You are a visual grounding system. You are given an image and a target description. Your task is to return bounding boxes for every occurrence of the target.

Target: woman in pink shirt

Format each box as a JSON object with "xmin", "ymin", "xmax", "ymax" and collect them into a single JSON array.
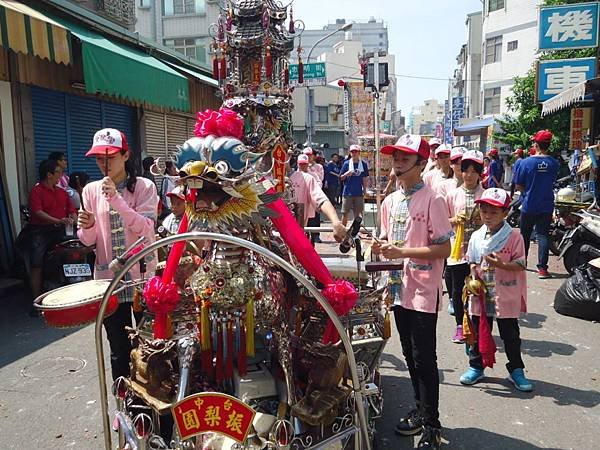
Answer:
[
  {"xmin": 77, "ymin": 128, "xmax": 158, "ymax": 380},
  {"xmin": 423, "ymin": 144, "xmax": 453, "ymax": 196},
  {"xmin": 373, "ymin": 134, "xmax": 452, "ymax": 450},
  {"xmin": 445, "ymin": 150, "xmax": 484, "ymax": 344},
  {"xmin": 461, "ymin": 188, "xmax": 531, "ymax": 392}
]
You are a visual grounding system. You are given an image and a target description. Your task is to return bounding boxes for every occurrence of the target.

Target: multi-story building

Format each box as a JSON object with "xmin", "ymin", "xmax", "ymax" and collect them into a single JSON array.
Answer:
[
  {"xmin": 135, "ymin": 0, "xmax": 220, "ymax": 66},
  {"xmin": 296, "ymin": 17, "xmax": 388, "ymax": 63},
  {"xmin": 480, "ymin": 0, "xmax": 540, "ymax": 116},
  {"xmin": 409, "ymin": 99, "xmax": 445, "ymax": 135}
]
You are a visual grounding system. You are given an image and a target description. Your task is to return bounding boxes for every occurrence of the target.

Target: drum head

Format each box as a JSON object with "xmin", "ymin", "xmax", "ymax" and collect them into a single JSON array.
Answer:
[{"xmin": 39, "ymin": 280, "xmax": 122, "ymax": 309}]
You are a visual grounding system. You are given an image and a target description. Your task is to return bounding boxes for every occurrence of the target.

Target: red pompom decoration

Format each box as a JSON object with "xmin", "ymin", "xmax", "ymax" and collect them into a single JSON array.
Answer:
[
  {"xmin": 195, "ymin": 109, "xmax": 220, "ymax": 138},
  {"xmin": 321, "ymin": 279, "xmax": 358, "ymax": 344},
  {"xmin": 143, "ymin": 276, "xmax": 180, "ymax": 339},
  {"xmin": 194, "ymin": 108, "xmax": 244, "ymax": 140}
]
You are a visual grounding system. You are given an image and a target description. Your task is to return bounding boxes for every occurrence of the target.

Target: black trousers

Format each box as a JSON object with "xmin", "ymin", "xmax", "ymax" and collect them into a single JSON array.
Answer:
[
  {"xmin": 468, "ymin": 315, "xmax": 524, "ymax": 373},
  {"xmin": 444, "ymin": 263, "xmax": 470, "ymax": 326},
  {"xmin": 394, "ymin": 305, "xmax": 441, "ymax": 429},
  {"xmin": 306, "ymin": 214, "xmax": 321, "ymax": 243},
  {"xmin": 103, "ymin": 302, "xmax": 141, "ymax": 381}
]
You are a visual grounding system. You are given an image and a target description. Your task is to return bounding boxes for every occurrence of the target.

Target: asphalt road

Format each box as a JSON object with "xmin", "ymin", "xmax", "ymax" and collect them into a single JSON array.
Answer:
[{"xmin": 0, "ymin": 244, "xmax": 598, "ymax": 449}]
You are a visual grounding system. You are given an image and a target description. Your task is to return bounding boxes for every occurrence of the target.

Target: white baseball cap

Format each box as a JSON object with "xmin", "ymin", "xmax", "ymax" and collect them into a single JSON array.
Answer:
[
  {"xmin": 298, "ymin": 154, "xmax": 309, "ymax": 164},
  {"xmin": 476, "ymin": 188, "xmax": 511, "ymax": 208},
  {"xmin": 434, "ymin": 143, "xmax": 452, "ymax": 156},
  {"xmin": 86, "ymin": 128, "xmax": 129, "ymax": 157},
  {"xmin": 429, "ymin": 137, "xmax": 442, "ymax": 148},
  {"xmin": 349, "ymin": 144, "xmax": 361, "ymax": 152},
  {"xmin": 450, "ymin": 146, "xmax": 466, "ymax": 161},
  {"xmin": 381, "ymin": 134, "xmax": 430, "ymax": 159},
  {"xmin": 302, "ymin": 147, "xmax": 314, "ymax": 155},
  {"xmin": 462, "ymin": 150, "xmax": 484, "ymax": 165}
]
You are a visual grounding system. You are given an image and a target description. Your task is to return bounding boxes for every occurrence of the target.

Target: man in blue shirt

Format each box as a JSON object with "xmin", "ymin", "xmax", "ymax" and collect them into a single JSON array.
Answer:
[
  {"xmin": 487, "ymin": 148, "xmax": 504, "ymax": 188},
  {"xmin": 515, "ymin": 130, "xmax": 559, "ymax": 279},
  {"xmin": 324, "ymin": 153, "xmax": 341, "ymax": 205},
  {"xmin": 340, "ymin": 144, "xmax": 369, "ymax": 226}
]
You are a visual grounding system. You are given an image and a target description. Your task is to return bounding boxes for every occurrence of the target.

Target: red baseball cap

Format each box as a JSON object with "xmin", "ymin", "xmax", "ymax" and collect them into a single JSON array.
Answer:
[
  {"xmin": 476, "ymin": 188, "xmax": 511, "ymax": 209},
  {"xmin": 381, "ymin": 134, "xmax": 430, "ymax": 160},
  {"xmin": 532, "ymin": 129, "xmax": 553, "ymax": 143},
  {"xmin": 86, "ymin": 128, "xmax": 129, "ymax": 157},
  {"xmin": 488, "ymin": 148, "xmax": 499, "ymax": 157},
  {"xmin": 512, "ymin": 148, "xmax": 524, "ymax": 157},
  {"xmin": 529, "ymin": 147, "xmax": 536, "ymax": 156}
]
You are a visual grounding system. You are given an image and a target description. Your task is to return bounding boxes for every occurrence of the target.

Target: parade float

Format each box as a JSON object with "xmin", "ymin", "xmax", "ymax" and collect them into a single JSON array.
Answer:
[{"xmin": 36, "ymin": 1, "xmax": 395, "ymax": 449}]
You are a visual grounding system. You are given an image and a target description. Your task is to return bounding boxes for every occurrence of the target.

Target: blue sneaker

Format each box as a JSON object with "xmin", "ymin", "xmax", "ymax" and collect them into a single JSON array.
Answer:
[
  {"xmin": 460, "ymin": 367, "xmax": 484, "ymax": 385},
  {"xmin": 508, "ymin": 368, "xmax": 533, "ymax": 392},
  {"xmin": 448, "ymin": 300, "xmax": 455, "ymax": 316}
]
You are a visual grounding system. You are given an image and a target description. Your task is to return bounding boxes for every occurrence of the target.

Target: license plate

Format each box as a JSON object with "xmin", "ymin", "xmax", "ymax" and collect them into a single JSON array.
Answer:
[{"xmin": 63, "ymin": 263, "xmax": 92, "ymax": 277}]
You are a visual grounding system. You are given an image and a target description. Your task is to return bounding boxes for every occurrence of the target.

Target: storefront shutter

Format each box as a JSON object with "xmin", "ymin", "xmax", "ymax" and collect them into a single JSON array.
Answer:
[
  {"xmin": 32, "ymin": 87, "xmax": 68, "ymax": 175},
  {"xmin": 143, "ymin": 111, "xmax": 167, "ymax": 189},
  {"xmin": 67, "ymin": 95, "xmax": 103, "ymax": 180}
]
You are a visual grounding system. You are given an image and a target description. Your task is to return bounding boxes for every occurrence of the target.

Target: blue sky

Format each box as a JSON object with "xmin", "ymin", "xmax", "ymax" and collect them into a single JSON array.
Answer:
[{"xmin": 293, "ymin": 0, "xmax": 485, "ymax": 114}]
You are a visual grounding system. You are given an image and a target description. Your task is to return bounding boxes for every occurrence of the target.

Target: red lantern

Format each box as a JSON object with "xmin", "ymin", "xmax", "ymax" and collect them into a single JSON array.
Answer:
[
  {"xmin": 265, "ymin": 46, "xmax": 273, "ymax": 78},
  {"xmin": 213, "ymin": 55, "xmax": 219, "ymax": 80}
]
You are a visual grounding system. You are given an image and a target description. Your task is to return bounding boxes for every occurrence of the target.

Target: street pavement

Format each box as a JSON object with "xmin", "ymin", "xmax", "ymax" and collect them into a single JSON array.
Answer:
[{"xmin": 0, "ymin": 239, "xmax": 598, "ymax": 449}]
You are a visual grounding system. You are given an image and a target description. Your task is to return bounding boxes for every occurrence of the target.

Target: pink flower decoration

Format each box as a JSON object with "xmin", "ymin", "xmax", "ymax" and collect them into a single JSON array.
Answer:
[{"xmin": 194, "ymin": 108, "xmax": 243, "ymax": 140}]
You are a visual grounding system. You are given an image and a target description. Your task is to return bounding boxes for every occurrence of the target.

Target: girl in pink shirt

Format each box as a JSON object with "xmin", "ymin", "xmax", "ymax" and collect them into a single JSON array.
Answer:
[
  {"xmin": 460, "ymin": 188, "xmax": 531, "ymax": 392},
  {"xmin": 78, "ymin": 128, "xmax": 158, "ymax": 380}
]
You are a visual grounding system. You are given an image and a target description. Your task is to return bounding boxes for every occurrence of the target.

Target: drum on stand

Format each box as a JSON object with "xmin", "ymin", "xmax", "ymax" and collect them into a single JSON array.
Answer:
[{"xmin": 34, "ymin": 280, "xmax": 126, "ymax": 328}]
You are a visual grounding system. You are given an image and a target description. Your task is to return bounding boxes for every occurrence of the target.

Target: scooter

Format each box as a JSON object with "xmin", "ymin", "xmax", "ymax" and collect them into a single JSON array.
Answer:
[
  {"xmin": 558, "ymin": 210, "xmax": 600, "ymax": 274},
  {"xmin": 15, "ymin": 206, "xmax": 95, "ymax": 293}
]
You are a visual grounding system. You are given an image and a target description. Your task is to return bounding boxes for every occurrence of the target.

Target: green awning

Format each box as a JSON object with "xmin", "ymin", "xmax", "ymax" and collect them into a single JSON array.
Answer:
[
  {"xmin": 55, "ymin": 18, "xmax": 189, "ymax": 111},
  {"xmin": 163, "ymin": 60, "xmax": 217, "ymax": 87}
]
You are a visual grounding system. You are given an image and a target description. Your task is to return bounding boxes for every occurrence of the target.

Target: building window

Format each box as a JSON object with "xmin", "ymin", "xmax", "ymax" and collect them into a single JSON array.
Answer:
[
  {"xmin": 139, "ymin": 0, "xmax": 151, "ymax": 7},
  {"xmin": 507, "ymin": 40, "xmax": 518, "ymax": 52},
  {"xmin": 164, "ymin": 37, "xmax": 209, "ymax": 63},
  {"xmin": 315, "ymin": 106, "xmax": 329, "ymax": 124},
  {"xmin": 485, "ymin": 36, "xmax": 502, "ymax": 64},
  {"xmin": 484, "ymin": 87, "xmax": 501, "ymax": 114},
  {"xmin": 488, "ymin": 0, "xmax": 504, "ymax": 12},
  {"xmin": 163, "ymin": 0, "xmax": 205, "ymax": 16}
]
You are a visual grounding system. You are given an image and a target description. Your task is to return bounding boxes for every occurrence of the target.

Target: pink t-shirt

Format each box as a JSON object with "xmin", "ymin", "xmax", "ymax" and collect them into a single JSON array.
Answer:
[
  {"xmin": 446, "ymin": 184, "xmax": 484, "ymax": 264},
  {"xmin": 380, "ymin": 185, "xmax": 453, "ymax": 313},
  {"xmin": 467, "ymin": 229, "xmax": 528, "ymax": 318},
  {"xmin": 307, "ymin": 163, "xmax": 324, "ymax": 187},
  {"xmin": 78, "ymin": 178, "xmax": 158, "ymax": 281},
  {"xmin": 438, "ymin": 177, "xmax": 460, "ymax": 198},
  {"xmin": 289, "ymin": 170, "xmax": 328, "ymax": 226},
  {"xmin": 423, "ymin": 168, "xmax": 452, "ymax": 196}
]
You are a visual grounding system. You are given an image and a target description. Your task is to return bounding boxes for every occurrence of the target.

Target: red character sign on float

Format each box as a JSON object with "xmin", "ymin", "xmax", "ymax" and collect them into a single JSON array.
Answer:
[
  {"xmin": 172, "ymin": 392, "xmax": 256, "ymax": 443},
  {"xmin": 272, "ymin": 144, "xmax": 287, "ymax": 192}
]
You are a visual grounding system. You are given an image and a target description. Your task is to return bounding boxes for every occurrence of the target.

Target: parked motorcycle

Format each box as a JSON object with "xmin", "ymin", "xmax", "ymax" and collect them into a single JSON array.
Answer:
[
  {"xmin": 507, "ymin": 193, "xmax": 521, "ymax": 228},
  {"xmin": 15, "ymin": 205, "xmax": 95, "ymax": 293},
  {"xmin": 558, "ymin": 210, "xmax": 600, "ymax": 274}
]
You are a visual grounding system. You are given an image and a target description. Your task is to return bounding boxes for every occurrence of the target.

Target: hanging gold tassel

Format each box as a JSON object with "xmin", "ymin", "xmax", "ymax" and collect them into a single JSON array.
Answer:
[
  {"xmin": 246, "ymin": 296, "xmax": 255, "ymax": 357},
  {"xmin": 461, "ymin": 283, "xmax": 476, "ymax": 346},
  {"xmin": 450, "ymin": 220, "xmax": 464, "ymax": 261},
  {"xmin": 132, "ymin": 288, "xmax": 143, "ymax": 313},
  {"xmin": 294, "ymin": 307, "xmax": 303, "ymax": 336},
  {"xmin": 383, "ymin": 309, "xmax": 392, "ymax": 339},
  {"xmin": 201, "ymin": 301, "xmax": 211, "ymax": 352}
]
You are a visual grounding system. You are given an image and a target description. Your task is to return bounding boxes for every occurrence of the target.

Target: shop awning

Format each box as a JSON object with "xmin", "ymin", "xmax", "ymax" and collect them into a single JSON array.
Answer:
[
  {"xmin": 541, "ymin": 78, "xmax": 600, "ymax": 117},
  {"xmin": 163, "ymin": 60, "xmax": 217, "ymax": 87},
  {"xmin": 55, "ymin": 18, "xmax": 190, "ymax": 111},
  {"xmin": 453, "ymin": 117, "xmax": 494, "ymax": 136},
  {"xmin": 0, "ymin": 0, "xmax": 71, "ymax": 64}
]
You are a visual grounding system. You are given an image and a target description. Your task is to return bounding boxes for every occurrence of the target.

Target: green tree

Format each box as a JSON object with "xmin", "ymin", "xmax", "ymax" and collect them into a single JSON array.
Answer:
[{"xmin": 493, "ymin": 0, "xmax": 596, "ymax": 153}]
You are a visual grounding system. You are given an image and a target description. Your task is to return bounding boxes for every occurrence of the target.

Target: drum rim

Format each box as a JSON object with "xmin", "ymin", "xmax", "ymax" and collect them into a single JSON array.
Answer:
[{"xmin": 34, "ymin": 280, "xmax": 127, "ymax": 311}]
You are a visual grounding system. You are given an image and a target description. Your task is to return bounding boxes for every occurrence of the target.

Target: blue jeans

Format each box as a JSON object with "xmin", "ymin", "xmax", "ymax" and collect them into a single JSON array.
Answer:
[{"xmin": 520, "ymin": 211, "xmax": 552, "ymax": 270}]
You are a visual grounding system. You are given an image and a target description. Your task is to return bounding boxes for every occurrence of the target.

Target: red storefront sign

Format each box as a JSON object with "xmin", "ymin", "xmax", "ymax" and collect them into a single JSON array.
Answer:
[
  {"xmin": 272, "ymin": 144, "xmax": 287, "ymax": 192},
  {"xmin": 172, "ymin": 392, "xmax": 256, "ymax": 443},
  {"xmin": 570, "ymin": 107, "xmax": 592, "ymax": 150}
]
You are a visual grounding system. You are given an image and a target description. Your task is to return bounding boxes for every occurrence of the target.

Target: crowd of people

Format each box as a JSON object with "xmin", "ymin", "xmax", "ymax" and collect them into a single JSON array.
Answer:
[{"xmin": 20, "ymin": 125, "xmax": 562, "ymax": 449}]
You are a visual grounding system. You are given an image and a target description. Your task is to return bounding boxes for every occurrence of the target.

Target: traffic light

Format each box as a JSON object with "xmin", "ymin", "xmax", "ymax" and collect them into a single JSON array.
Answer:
[{"xmin": 363, "ymin": 62, "xmax": 389, "ymax": 90}]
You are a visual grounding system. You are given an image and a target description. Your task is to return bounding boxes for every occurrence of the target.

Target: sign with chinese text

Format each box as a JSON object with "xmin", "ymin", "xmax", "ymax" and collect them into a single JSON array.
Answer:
[
  {"xmin": 172, "ymin": 393, "xmax": 256, "ymax": 443},
  {"xmin": 451, "ymin": 97, "xmax": 465, "ymax": 133},
  {"xmin": 443, "ymin": 100, "xmax": 452, "ymax": 144},
  {"xmin": 272, "ymin": 144, "xmax": 287, "ymax": 192},
  {"xmin": 539, "ymin": 2, "xmax": 599, "ymax": 50},
  {"xmin": 569, "ymin": 107, "xmax": 592, "ymax": 150},
  {"xmin": 537, "ymin": 58, "xmax": 596, "ymax": 102},
  {"xmin": 289, "ymin": 62, "xmax": 327, "ymax": 87}
]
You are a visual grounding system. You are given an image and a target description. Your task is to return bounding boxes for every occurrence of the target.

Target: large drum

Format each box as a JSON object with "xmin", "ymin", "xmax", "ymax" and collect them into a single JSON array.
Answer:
[{"xmin": 34, "ymin": 280, "xmax": 124, "ymax": 328}]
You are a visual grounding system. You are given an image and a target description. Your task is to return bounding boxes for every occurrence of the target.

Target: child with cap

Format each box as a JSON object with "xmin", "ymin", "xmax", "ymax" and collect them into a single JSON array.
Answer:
[
  {"xmin": 162, "ymin": 185, "xmax": 187, "ymax": 234},
  {"xmin": 424, "ymin": 138, "xmax": 442, "ymax": 173},
  {"xmin": 77, "ymin": 128, "xmax": 158, "ymax": 381},
  {"xmin": 438, "ymin": 146, "xmax": 466, "ymax": 198},
  {"xmin": 510, "ymin": 147, "xmax": 525, "ymax": 198},
  {"xmin": 487, "ymin": 148, "xmax": 504, "ymax": 188},
  {"xmin": 445, "ymin": 150, "xmax": 485, "ymax": 344},
  {"xmin": 460, "ymin": 187, "xmax": 531, "ymax": 392},
  {"xmin": 423, "ymin": 144, "xmax": 453, "ymax": 196},
  {"xmin": 340, "ymin": 144, "xmax": 369, "ymax": 226},
  {"xmin": 373, "ymin": 134, "xmax": 453, "ymax": 450}
]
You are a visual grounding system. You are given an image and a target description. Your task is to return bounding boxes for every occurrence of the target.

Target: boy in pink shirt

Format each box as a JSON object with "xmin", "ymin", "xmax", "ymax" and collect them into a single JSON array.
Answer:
[
  {"xmin": 78, "ymin": 128, "xmax": 158, "ymax": 380},
  {"xmin": 373, "ymin": 134, "xmax": 453, "ymax": 450},
  {"xmin": 423, "ymin": 144, "xmax": 452, "ymax": 196},
  {"xmin": 460, "ymin": 188, "xmax": 531, "ymax": 392}
]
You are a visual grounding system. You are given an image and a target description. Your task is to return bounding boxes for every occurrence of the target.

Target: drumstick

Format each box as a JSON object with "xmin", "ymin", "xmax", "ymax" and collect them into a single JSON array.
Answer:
[{"xmin": 104, "ymin": 148, "xmax": 109, "ymax": 176}]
